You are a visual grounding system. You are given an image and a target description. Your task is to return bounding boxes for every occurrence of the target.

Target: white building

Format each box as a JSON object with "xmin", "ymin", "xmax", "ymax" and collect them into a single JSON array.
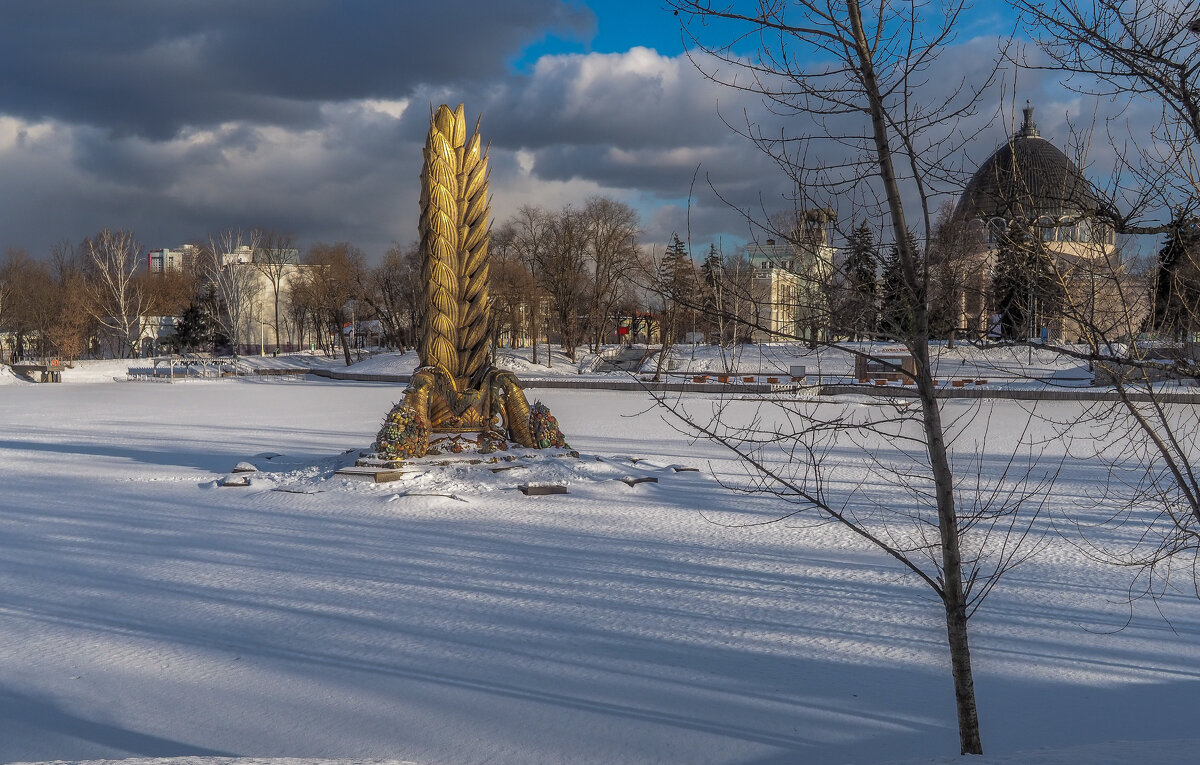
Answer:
[
  {"xmin": 744, "ymin": 210, "xmax": 836, "ymax": 342},
  {"xmin": 147, "ymin": 244, "xmax": 199, "ymax": 273}
]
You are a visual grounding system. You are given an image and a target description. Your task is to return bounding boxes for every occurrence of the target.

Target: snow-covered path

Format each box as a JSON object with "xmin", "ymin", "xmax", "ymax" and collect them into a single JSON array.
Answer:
[{"xmin": 2, "ymin": 379, "xmax": 1199, "ymax": 764}]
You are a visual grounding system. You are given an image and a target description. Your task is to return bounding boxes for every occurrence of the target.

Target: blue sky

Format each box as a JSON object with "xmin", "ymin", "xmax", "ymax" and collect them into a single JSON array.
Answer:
[
  {"xmin": 514, "ymin": 0, "xmax": 1023, "ymax": 62},
  {"xmin": 511, "ymin": 0, "xmax": 685, "ymax": 68}
]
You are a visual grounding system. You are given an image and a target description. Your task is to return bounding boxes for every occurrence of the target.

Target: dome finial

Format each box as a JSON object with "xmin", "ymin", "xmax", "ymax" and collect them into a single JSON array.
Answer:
[{"xmin": 1019, "ymin": 100, "xmax": 1040, "ymax": 138}]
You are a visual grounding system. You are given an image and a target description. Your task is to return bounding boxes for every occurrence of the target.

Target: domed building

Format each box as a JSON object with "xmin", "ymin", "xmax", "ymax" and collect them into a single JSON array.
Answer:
[
  {"xmin": 950, "ymin": 104, "xmax": 1139, "ymax": 342},
  {"xmin": 956, "ymin": 104, "xmax": 1115, "ymax": 252}
]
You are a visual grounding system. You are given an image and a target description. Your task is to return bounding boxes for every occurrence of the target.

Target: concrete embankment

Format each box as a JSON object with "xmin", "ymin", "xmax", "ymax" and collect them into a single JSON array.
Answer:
[{"xmin": 283, "ymin": 367, "xmax": 1200, "ymax": 403}]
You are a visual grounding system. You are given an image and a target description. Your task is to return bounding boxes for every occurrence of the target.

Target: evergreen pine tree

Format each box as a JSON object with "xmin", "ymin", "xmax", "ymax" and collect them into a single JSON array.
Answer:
[
  {"xmin": 844, "ymin": 221, "xmax": 879, "ymax": 339},
  {"xmin": 701, "ymin": 244, "xmax": 722, "ymax": 300},
  {"xmin": 167, "ymin": 302, "xmax": 217, "ymax": 352},
  {"xmin": 653, "ymin": 233, "xmax": 695, "ymax": 379},
  {"xmin": 879, "ymin": 231, "xmax": 920, "ymax": 339},
  {"xmin": 657, "ymin": 233, "xmax": 696, "ymax": 341},
  {"xmin": 1151, "ymin": 219, "xmax": 1200, "ymax": 340},
  {"xmin": 992, "ymin": 226, "xmax": 1029, "ymax": 340},
  {"xmin": 992, "ymin": 224, "xmax": 1064, "ymax": 341}
]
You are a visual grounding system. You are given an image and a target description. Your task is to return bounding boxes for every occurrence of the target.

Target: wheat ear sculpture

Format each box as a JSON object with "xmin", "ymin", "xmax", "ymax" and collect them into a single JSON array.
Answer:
[
  {"xmin": 388, "ymin": 102, "xmax": 547, "ymax": 450},
  {"xmin": 457, "ymin": 113, "xmax": 492, "ymax": 388},
  {"xmin": 417, "ymin": 103, "xmax": 492, "ymax": 388},
  {"xmin": 419, "ymin": 104, "xmax": 464, "ymax": 380}
]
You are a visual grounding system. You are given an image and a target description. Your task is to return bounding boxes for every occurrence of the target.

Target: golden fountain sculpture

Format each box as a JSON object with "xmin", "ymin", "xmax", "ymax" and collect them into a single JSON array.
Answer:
[{"xmin": 373, "ymin": 104, "xmax": 566, "ymax": 459}]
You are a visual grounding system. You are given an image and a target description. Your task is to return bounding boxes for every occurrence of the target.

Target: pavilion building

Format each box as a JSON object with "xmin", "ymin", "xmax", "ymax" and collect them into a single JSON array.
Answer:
[{"xmin": 952, "ymin": 104, "xmax": 1143, "ymax": 342}]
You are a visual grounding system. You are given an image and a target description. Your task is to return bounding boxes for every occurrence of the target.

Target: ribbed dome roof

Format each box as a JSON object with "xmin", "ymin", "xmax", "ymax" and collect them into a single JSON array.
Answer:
[{"xmin": 956, "ymin": 106, "xmax": 1103, "ymax": 222}]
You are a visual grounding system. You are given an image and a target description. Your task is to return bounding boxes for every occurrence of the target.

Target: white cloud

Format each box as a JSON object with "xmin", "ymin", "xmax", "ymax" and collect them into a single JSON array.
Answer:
[{"xmin": 0, "ymin": 115, "xmax": 59, "ymax": 152}]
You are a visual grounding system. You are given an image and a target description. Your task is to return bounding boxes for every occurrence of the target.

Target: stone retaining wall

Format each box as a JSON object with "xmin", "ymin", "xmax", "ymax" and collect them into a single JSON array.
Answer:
[{"xmin": 291, "ymin": 368, "xmax": 1200, "ymax": 403}]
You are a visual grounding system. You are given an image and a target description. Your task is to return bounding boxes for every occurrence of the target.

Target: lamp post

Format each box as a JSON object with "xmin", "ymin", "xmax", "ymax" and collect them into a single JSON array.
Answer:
[{"xmin": 1027, "ymin": 279, "xmax": 1034, "ymax": 364}]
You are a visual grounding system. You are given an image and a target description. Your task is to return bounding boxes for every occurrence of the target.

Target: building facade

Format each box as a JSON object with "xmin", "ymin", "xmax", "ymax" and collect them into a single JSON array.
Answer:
[
  {"xmin": 147, "ymin": 244, "xmax": 199, "ymax": 274},
  {"xmin": 954, "ymin": 104, "xmax": 1145, "ymax": 342},
  {"xmin": 744, "ymin": 210, "xmax": 836, "ymax": 342}
]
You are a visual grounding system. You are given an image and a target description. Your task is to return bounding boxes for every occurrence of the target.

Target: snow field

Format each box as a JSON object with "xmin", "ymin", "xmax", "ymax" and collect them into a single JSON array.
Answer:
[{"xmin": 0, "ymin": 379, "xmax": 1198, "ymax": 764}]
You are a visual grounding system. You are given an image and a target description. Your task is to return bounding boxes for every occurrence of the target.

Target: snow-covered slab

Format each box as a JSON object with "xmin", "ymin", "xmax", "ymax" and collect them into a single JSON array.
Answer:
[
  {"xmin": 333, "ymin": 466, "xmax": 411, "ymax": 483},
  {"xmin": 619, "ymin": 475, "xmax": 658, "ymax": 486},
  {"xmin": 517, "ymin": 482, "xmax": 568, "ymax": 495},
  {"xmin": 271, "ymin": 484, "xmax": 325, "ymax": 495}
]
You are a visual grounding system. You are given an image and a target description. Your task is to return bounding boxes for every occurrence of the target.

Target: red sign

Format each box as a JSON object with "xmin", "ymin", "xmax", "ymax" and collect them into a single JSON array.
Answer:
[{"xmin": 617, "ymin": 326, "xmax": 629, "ymax": 336}]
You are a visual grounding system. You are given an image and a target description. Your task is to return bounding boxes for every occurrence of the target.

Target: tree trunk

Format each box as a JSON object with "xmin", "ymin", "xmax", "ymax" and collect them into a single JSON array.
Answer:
[
  {"xmin": 915, "ymin": 338, "xmax": 983, "ymax": 755},
  {"xmin": 272, "ymin": 282, "xmax": 282, "ymax": 352},
  {"xmin": 334, "ymin": 312, "xmax": 352, "ymax": 366},
  {"xmin": 847, "ymin": 0, "xmax": 983, "ymax": 753},
  {"xmin": 531, "ymin": 293, "xmax": 540, "ymax": 365},
  {"xmin": 653, "ymin": 312, "xmax": 673, "ymax": 382},
  {"xmin": 943, "ymin": 586, "xmax": 982, "ymax": 754}
]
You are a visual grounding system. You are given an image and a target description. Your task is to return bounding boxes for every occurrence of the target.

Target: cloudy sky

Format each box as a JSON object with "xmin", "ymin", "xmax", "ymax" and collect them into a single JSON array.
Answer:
[{"xmin": 0, "ymin": 0, "xmax": 1144, "ymax": 261}]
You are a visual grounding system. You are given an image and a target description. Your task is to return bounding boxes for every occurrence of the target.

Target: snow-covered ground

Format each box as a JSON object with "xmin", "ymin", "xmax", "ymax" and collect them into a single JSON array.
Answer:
[{"xmin": 2, "ymin": 372, "xmax": 1199, "ymax": 764}]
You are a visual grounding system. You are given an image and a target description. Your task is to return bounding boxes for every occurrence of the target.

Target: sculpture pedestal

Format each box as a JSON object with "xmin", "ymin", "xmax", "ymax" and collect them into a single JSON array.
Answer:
[{"xmin": 426, "ymin": 429, "xmax": 509, "ymax": 455}]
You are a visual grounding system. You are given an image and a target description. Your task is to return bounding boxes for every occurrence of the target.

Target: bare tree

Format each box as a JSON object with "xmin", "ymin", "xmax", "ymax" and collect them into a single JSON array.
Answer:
[
  {"xmin": 45, "ymin": 273, "xmax": 93, "ymax": 361},
  {"xmin": 253, "ymin": 230, "xmax": 299, "ymax": 352},
  {"xmin": 489, "ymin": 226, "xmax": 538, "ymax": 351},
  {"xmin": 647, "ymin": 233, "xmax": 698, "ymax": 381},
  {"xmin": 0, "ymin": 248, "xmax": 42, "ymax": 361},
  {"xmin": 80, "ymin": 228, "xmax": 150, "ymax": 358},
  {"xmin": 359, "ymin": 243, "xmax": 423, "ymax": 352},
  {"xmin": 581, "ymin": 196, "xmax": 640, "ymax": 351},
  {"xmin": 543, "ymin": 206, "xmax": 593, "ymax": 362},
  {"xmin": 713, "ymin": 250, "xmax": 761, "ymax": 348},
  {"xmin": 0, "ymin": 249, "xmax": 16, "ymax": 358},
  {"xmin": 297, "ymin": 243, "xmax": 367, "ymax": 366},
  {"xmin": 506, "ymin": 205, "xmax": 558, "ymax": 365},
  {"xmin": 43, "ymin": 242, "xmax": 96, "ymax": 360},
  {"xmin": 1013, "ymin": 0, "xmax": 1200, "ymax": 231},
  {"xmin": 497, "ymin": 200, "xmax": 639, "ymax": 364},
  {"xmin": 1004, "ymin": 0, "xmax": 1200, "ymax": 591},
  {"xmin": 200, "ymin": 229, "xmax": 262, "ymax": 355},
  {"xmin": 667, "ymin": 0, "xmax": 1020, "ymax": 753}
]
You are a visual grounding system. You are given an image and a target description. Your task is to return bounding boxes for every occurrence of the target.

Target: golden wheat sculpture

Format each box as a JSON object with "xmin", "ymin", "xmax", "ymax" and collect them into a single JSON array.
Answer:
[
  {"xmin": 419, "ymin": 104, "xmax": 464, "ymax": 380},
  {"xmin": 384, "ymin": 103, "xmax": 551, "ymax": 453}
]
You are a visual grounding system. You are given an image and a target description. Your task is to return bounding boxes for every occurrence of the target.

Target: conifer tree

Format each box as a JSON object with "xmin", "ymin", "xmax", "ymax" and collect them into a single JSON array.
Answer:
[
  {"xmin": 992, "ymin": 224, "xmax": 1064, "ymax": 341},
  {"xmin": 879, "ymin": 231, "xmax": 920, "ymax": 339},
  {"xmin": 167, "ymin": 302, "xmax": 218, "ymax": 352},
  {"xmin": 653, "ymin": 233, "xmax": 696, "ymax": 380},
  {"xmin": 657, "ymin": 233, "xmax": 695, "ymax": 343},
  {"xmin": 1150, "ymin": 219, "xmax": 1200, "ymax": 341},
  {"xmin": 843, "ymin": 221, "xmax": 879, "ymax": 340},
  {"xmin": 992, "ymin": 226, "xmax": 1029, "ymax": 340}
]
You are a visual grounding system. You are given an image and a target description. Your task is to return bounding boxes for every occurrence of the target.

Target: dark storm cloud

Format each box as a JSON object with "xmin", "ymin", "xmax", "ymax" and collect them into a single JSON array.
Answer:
[
  {"xmin": 0, "ymin": 0, "xmax": 594, "ymax": 139},
  {"xmin": 526, "ymin": 140, "xmax": 779, "ymax": 198},
  {"xmin": 3, "ymin": 3, "xmax": 1140, "ymax": 265}
]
